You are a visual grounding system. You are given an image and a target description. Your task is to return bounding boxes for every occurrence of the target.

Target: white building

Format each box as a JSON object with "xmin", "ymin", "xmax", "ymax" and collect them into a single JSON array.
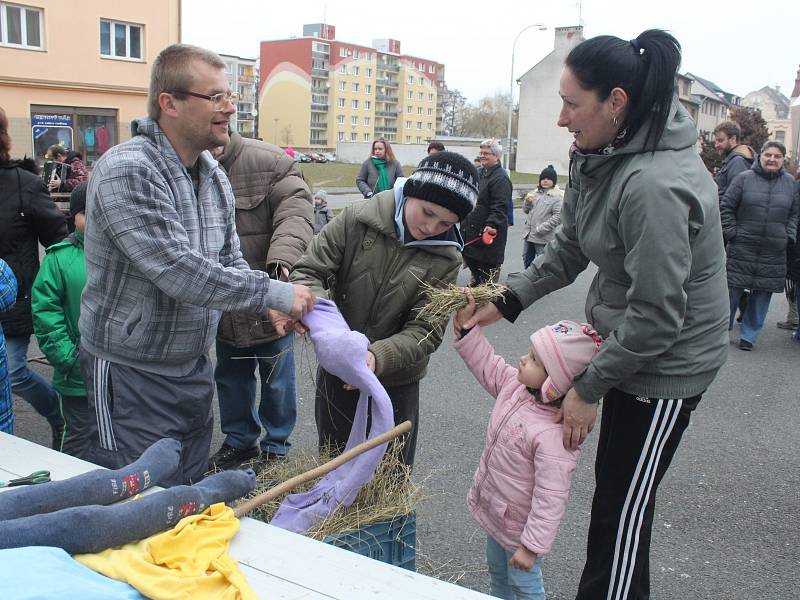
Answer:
[
  {"xmin": 516, "ymin": 26, "xmax": 584, "ymax": 176},
  {"xmin": 685, "ymin": 73, "xmax": 739, "ymax": 141},
  {"xmin": 220, "ymin": 54, "xmax": 258, "ymax": 138},
  {"xmin": 742, "ymin": 85, "xmax": 792, "ymax": 158}
]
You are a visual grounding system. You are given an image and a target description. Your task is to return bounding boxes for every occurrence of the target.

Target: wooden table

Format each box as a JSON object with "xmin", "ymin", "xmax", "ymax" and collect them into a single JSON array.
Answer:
[{"xmin": 0, "ymin": 433, "xmax": 490, "ymax": 599}]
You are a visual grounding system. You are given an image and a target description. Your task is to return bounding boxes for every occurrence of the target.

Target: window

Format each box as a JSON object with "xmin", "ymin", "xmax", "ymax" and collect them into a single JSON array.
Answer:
[
  {"xmin": 339, "ymin": 47, "xmax": 347, "ymax": 57},
  {"xmin": 366, "ymin": 68, "xmax": 372, "ymax": 78},
  {"xmin": 418, "ymin": 77, "xmax": 424, "ymax": 85},
  {"xmin": 338, "ymin": 81, "xmax": 346, "ymax": 91},
  {"xmin": 31, "ymin": 105, "xmax": 118, "ymax": 166},
  {"xmin": 364, "ymin": 100, "xmax": 371, "ymax": 110},
  {"xmin": 365, "ymin": 84, "xmax": 372, "ymax": 94},
  {"xmin": 428, "ymin": 93, "xmax": 434, "ymax": 101},
  {"xmin": 364, "ymin": 133, "xmax": 371, "ymax": 142},
  {"xmin": 351, "ymin": 132, "xmax": 358, "ymax": 141},
  {"xmin": 776, "ymin": 131, "xmax": 786, "ymax": 143},
  {"xmin": 351, "ymin": 65, "xmax": 359, "ymax": 76},
  {"xmin": 0, "ymin": 3, "xmax": 42, "ymax": 49},
  {"xmin": 351, "ymin": 116, "xmax": 358, "ymax": 126},
  {"xmin": 417, "ymin": 107, "xmax": 423, "ymax": 115},
  {"xmin": 407, "ymin": 106, "xmax": 412, "ymax": 114},
  {"xmin": 338, "ymin": 98, "xmax": 345, "ymax": 108},
  {"xmin": 418, "ymin": 92, "xmax": 424, "ymax": 100},
  {"xmin": 352, "ymin": 99, "xmax": 358, "ymax": 109},
  {"xmin": 338, "ymin": 64, "xmax": 346, "ymax": 74},
  {"xmin": 407, "ymin": 76, "xmax": 414, "ymax": 84},
  {"xmin": 427, "ymin": 107, "xmax": 433, "ymax": 116},
  {"xmin": 416, "ymin": 136, "xmax": 422, "ymax": 144},
  {"xmin": 429, "ymin": 64, "xmax": 435, "ymax": 74},
  {"xmin": 337, "ymin": 115, "xmax": 345, "ymax": 124},
  {"xmin": 352, "ymin": 83, "xmax": 359, "ymax": 92},
  {"xmin": 338, "ymin": 131, "xmax": 345, "ymax": 141},
  {"xmin": 364, "ymin": 117, "xmax": 371, "ymax": 126},
  {"xmin": 417, "ymin": 121, "xmax": 422, "ymax": 130},
  {"xmin": 405, "ymin": 120, "xmax": 412, "ymax": 128},
  {"xmin": 405, "ymin": 136, "xmax": 411, "ymax": 143},
  {"xmin": 353, "ymin": 49, "xmax": 360, "ymax": 59},
  {"xmin": 427, "ymin": 122, "xmax": 432, "ymax": 129},
  {"xmin": 100, "ymin": 19, "xmax": 142, "ymax": 60},
  {"xmin": 418, "ymin": 63, "xmax": 424, "ymax": 71},
  {"xmin": 407, "ymin": 91, "xmax": 413, "ymax": 99}
]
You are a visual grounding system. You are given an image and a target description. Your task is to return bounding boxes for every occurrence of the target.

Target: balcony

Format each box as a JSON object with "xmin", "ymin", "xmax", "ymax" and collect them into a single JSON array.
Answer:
[
  {"xmin": 310, "ymin": 137, "xmax": 328, "ymax": 146},
  {"xmin": 375, "ymin": 125, "xmax": 397, "ymax": 133},
  {"xmin": 311, "ymin": 103, "xmax": 329, "ymax": 111},
  {"xmin": 312, "ymin": 50, "xmax": 329, "ymax": 59},
  {"xmin": 378, "ymin": 63, "xmax": 400, "ymax": 73},
  {"xmin": 375, "ymin": 110, "xmax": 399, "ymax": 117},
  {"xmin": 311, "ymin": 68, "xmax": 329, "ymax": 78},
  {"xmin": 237, "ymin": 112, "xmax": 254, "ymax": 121},
  {"xmin": 237, "ymin": 75, "xmax": 255, "ymax": 84},
  {"xmin": 377, "ymin": 78, "xmax": 398, "ymax": 88},
  {"xmin": 310, "ymin": 121, "xmax": 328, "ymax": 130},
  {"xmin": 376, "ymin": 94, "xmax": 398, "ymax": 103}
]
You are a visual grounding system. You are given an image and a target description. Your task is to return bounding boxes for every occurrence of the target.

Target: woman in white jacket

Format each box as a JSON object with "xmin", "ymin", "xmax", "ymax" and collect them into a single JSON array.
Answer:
[{"xmin": 522, "ymin": 165, "xmax": 563, "ymax": 268}]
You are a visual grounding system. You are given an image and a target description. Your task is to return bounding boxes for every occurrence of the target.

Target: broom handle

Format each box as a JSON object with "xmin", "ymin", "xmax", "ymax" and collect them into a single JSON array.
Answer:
[{"xmin": 233, "ymin": 420, "xmax": 412, "ymax": 518}]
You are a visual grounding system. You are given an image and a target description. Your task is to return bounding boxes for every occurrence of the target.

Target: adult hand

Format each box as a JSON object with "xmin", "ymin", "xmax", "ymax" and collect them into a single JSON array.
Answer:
[
  {"xmin": 268, "ymin": 309, "xmax": 308, "ymax": 336},
  {"xmin": 483, "ymin": 225, "xmax": 497, "ymax": 237},
  {"xmin": 289, "ymin": 284, "xmax": 315, "ymax": 319},
  {"xmin": 509, "ymin": 546, "xmax": 537, "ymax": 571},
  {"xmin": 461, "ymin": 301, "xmax": 503, "ymax": 330},
  {"xmin": 48, "ymin": 174, "xmax": 61, "ymax": 190},
  {"xmin": 453, "ymin": 288, "xmax": 476, "ymax": 337},
  {"xmin": 343, "ymin": 351, "xmax": 376, "ymax": 390},
  {"xmin": 556, "ymin": 387, "xmax": 598, "ymax": 451}
]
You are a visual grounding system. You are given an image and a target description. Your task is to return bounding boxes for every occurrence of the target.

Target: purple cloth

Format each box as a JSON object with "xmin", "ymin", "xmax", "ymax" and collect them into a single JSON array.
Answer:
[{"xmin": 271, "ymin": 299, "xmax": 394, "ymax": 533}]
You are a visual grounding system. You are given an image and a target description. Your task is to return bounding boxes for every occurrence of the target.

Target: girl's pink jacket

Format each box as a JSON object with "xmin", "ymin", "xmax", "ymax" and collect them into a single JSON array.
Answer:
[{"xmin": 454, "ymin": 326, "xmax": 580, "ymax": 555}]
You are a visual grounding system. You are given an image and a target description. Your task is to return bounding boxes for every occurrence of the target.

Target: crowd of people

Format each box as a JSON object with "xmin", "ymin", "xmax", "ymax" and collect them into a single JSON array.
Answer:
[{"xmin": 0, "ymin": 27, "xmax": 798, "ymax": 600}]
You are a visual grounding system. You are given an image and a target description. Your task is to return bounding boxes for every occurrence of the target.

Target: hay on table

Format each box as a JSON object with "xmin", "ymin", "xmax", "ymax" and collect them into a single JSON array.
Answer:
[
  {"xmin": 415, "ymin": 280, "xmax": 506, "ymax": 331},
  {"xmin": 245, "ymin": 440, "xmax": 419, "ymax": 540}
]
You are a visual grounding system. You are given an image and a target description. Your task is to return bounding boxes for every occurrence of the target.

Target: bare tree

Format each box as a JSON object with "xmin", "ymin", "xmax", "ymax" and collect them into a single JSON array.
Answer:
[
  {"xmin": 460, "ymin": 92, "xmax": 514, "ymax": 139},
  {"xmin": 281, "ymin": 125, "xmax": 294, "ymax": 147}
]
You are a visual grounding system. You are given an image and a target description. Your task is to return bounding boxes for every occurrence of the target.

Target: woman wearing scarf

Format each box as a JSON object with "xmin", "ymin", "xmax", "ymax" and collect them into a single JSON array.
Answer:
[{"xmin": 356, "ymin": 138, "xmax": 404, "ymax": 198}]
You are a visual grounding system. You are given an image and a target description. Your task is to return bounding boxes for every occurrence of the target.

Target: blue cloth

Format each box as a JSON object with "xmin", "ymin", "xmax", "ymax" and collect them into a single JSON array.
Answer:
[
  {"xmin": 215, "ymin": 334, "xmax": 296, "ymax": 455},
  {"xmin": 728, "ymin": 287, "xmax": 773, "ymax": 344},
  {"xmin": 486, "ymin": 535, "xmax": 545, "ymax": 600},
  {"xmin": 271, "ymin": 298, "xmax": 393, "ymax": 533},
  {"xmin": 0, "ymin": 259, "xmax": 17, "ymax": 433},
  {"xmin": 0, "ymin": 546, "xmax": 145, "ymax": 599},
  {"xmin": 6, "ymin": 334, "xmax": 62, "ymax": 427}
]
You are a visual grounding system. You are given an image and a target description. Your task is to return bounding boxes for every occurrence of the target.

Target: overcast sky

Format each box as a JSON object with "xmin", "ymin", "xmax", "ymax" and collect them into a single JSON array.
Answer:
[{"xmin": 183, "ymin": 0, "xmax": 800, "ymax": 105}]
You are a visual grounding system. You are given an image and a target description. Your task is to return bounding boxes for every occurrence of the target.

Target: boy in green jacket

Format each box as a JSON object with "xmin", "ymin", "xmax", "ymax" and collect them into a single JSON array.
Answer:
[
  {"xmin": 291, "ymin": 152, "xmax": 479, "ymax": 467},
  {"xmin": 32, "ymin": 182, "xmax": 88, "ymax": 456}
]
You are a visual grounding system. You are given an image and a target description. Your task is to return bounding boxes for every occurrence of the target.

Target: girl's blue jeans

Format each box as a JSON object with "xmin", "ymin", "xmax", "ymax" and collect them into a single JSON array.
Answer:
[{"xmin": 486, "ymin": 535, "xmax": 545, "ymax": 600}]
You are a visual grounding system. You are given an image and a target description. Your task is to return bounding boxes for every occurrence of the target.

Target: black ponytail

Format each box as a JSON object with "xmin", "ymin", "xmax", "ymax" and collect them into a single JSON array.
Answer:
[{"xmin": 565, "ymin": 29, "xmax": 682, "ymax": 152}]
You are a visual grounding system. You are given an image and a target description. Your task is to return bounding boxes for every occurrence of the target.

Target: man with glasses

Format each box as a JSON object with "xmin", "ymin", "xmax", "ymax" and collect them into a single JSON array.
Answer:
[{"xmin": 79, "ymin": 44, "xmax": 314, "ymax": 485}]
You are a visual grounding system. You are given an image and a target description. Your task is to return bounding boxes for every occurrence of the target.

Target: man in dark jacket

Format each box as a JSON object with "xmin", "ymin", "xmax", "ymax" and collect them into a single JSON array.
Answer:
[
  {"xmin": 461, "ymin": 138, "xmax": 512, "ymax": 284},
  {"xmin": 714, "ymin": 121, "xmax": 755, "ymax": 201},
  {"xmin": 0, "ymin": 151, "xmax": 68, "ymax": 448},
  {"xmin": 208, "ymin": 131, "xmax": 313, "ymax": 471}
]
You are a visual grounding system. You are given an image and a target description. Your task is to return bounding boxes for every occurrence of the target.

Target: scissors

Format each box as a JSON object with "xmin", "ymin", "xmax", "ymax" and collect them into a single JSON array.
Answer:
[{"xmin": 0, "ymin": 470, "xmax": 51, "ymax": 488}]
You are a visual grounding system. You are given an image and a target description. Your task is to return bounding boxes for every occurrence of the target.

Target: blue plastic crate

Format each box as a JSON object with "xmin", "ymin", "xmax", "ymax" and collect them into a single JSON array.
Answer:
[{"xmin": 323, "ymin": 512, "xmax": 416, "ymax": 571}]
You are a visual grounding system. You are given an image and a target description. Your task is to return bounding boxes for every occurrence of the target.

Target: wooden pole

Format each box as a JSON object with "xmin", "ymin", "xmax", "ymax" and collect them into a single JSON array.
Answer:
[{"xmin": 233, "ymin": 420, "xmax": 412, "ymax": 518}]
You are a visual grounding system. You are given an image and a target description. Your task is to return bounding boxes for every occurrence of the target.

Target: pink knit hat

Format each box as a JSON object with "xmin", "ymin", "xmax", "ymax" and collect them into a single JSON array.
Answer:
[{"xmin": 529, "ymin": 320, "xmax": 603, "ymax": 403}]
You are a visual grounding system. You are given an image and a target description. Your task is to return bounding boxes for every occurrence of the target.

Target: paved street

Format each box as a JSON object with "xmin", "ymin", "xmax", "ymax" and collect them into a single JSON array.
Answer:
[{"xmin": 13, "ymin": 208, "xmax": 800, "ymax": 598}]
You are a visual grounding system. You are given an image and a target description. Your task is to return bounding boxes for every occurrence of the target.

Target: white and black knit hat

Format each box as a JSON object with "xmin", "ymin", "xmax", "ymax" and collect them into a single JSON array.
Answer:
[{"xmin": 404, "ymin": 151, "xmax": 479, "ymax": 220}]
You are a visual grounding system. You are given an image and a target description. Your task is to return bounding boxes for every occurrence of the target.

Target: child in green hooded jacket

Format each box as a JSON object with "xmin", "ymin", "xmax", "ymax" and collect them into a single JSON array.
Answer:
[{"xmin": 32, "ymin": 182, "xmax": 88, "ymax": 456}]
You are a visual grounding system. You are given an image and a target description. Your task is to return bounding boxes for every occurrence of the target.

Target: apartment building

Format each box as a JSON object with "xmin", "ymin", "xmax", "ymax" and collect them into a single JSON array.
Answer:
[
  {"xmin": 220, "ymin": 54, "xmax": 258, "ymax": 138},
  {"xmin": 686, "ymin": 72, "xmax": 740, "ymax": 141},
  {"xmin": 742, "ymin": 85, "xmax": 793, "ymax": 158},
  {"xmin": 0, "ymin": 0, "xmax": 180, "ymax": 163},
  {"xmin": 258, "ymin": 23, "xmax": 443, "ymax": 149}
]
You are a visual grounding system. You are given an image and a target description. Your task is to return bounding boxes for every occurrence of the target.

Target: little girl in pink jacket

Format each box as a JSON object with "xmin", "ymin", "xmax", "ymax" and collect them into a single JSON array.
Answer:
[{"xmin": 454, "ymin": 292, "xmax": 602, "ymax": 599}]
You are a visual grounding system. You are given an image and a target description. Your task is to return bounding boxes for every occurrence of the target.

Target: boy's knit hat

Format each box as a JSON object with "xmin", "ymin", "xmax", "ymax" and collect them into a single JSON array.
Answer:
[
  {"xmin": 69, "ymin": 181, "xmax": 88, "ymax": 216},
  {"xmin": 539, "ymin": 164, "xmax": 557, "ymax": 185},
  {"xmin": 530, "ymin": 320, "xmax": 603, "ymax": 403},
  {"xmin": 314, "ymin": 189, "xmax": 328, "ymax": 201},
  {"xmin": 403, "ymin": 151, "xmax": 479, "ymax": 220}
]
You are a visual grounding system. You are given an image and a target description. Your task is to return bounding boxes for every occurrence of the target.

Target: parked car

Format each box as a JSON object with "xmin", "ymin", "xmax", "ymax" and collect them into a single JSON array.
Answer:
[
  {"xmin": 295, "ymin": 152, "xmax": 312, "ymax": 163},
  {"xmin": 321, "ymin": 152, "xmax": 337, "ymax": 162},
  {"xmin": 307, "ymin": 152, "xmax": 328, "ymax": 163}
]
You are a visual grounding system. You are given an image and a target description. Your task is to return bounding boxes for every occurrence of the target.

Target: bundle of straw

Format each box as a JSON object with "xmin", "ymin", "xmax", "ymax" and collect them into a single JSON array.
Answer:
[
  {"xmin": 415, "ymin": 280, "xmax": 506, "ymax": 327},
  {"xmin": 246, "ymin": 441, "xmax": 419, "ymax": 540}
]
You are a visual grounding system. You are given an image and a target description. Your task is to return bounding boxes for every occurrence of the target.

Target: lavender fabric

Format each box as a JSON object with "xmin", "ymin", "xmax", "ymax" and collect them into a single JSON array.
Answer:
[{"xmin": 271, "ymin": 298, "xmax": 394, "ymax": 533}]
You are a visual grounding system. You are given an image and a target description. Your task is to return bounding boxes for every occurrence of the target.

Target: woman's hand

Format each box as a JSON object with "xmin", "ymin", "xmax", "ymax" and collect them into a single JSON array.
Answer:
[
  {"xmin": 556, "ymin": 387, "xmax": 598, "ymax": 450},
  {"xmin": 460, "ymin": 301, "xmax": 503, "ymax": 331},
  {"xmin": 509, "ymin": 546, "xmax": 537, "ymax": 571},
  {"xmin": 453, "ymin": 288, "xmax": 476, "ymax": 337}
]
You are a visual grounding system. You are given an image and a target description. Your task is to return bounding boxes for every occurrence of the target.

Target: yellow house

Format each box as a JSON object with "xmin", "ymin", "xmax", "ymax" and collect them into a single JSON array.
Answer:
[{"xmin": 0, "ymin": 0, "xmax": 180, "ymax": 164}]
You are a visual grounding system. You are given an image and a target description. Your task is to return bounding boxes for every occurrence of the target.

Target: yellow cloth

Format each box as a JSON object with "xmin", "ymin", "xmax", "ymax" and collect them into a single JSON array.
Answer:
[{"xmin": 75, "ymin": 503, "xmax": 257, "ymax": 600}]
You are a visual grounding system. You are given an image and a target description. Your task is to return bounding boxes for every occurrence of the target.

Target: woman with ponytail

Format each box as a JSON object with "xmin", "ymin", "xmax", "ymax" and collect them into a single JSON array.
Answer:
[{"xmin": 461, "ymin": 30, "xmax": 729, "ymax": 599}]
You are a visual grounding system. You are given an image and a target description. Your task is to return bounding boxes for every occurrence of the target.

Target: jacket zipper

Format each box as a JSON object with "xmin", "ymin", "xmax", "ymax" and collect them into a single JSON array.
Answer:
[
  {"xmin": 474, "ymin": 394, "xmax": 528, "ymax": 502},
  {"xmin": 366, "ymin": 239, "xmax": 406, "ymax": 334}
]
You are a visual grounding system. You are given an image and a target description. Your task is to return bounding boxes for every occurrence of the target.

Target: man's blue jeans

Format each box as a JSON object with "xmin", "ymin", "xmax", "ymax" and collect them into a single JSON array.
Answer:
[
  {"xmin": 728, "ymin": 288, "xmax": 772, "ymax": 344},
  {"xmin": 214, "ymin": 334, "xmax": 296, "ymax": 456},
  {"xmin": 486, "ymin": 535, "xmax": 545, "ymax": 600},
  {"xmin": 6, "ymin": 335, "xmax": 62, "ymax": 426}
]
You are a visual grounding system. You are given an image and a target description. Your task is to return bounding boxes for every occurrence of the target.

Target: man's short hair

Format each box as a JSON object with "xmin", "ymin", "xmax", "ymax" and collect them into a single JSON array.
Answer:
[
  {"xmin": 480, "ymin": 138, "xmax": 503, "ymax": 159},
  {"xmin": 713, "ymin": 121, "xmax": 741, "ymax": 140},
  {"xmin": 148, "ymin": 44, "xmax": 226, "ymax": 120},
  {"xmin": 762, "ymin": 140, "xmax": 786, "ymax": 156}
]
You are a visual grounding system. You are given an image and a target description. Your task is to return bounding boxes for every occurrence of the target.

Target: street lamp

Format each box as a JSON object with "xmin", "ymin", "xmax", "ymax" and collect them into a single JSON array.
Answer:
[{"xmin": 505, "ymin": 23, "xmax": 547, "ymax": 169}]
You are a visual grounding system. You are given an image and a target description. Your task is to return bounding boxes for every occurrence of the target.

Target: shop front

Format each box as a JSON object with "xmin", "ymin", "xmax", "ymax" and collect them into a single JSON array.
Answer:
[{"xmin": 30, "ymin": 104, "xmax": 118, "ymax": 167}]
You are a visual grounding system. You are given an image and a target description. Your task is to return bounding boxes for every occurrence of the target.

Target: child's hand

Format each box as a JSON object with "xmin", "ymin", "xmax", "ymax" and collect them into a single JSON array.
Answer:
[
  {"xmin": 342, "ymin": 351, "xmax": 376, "ymax": 390},
  {"xmin": 509, "ymin": 546, "xmax": 538, "ymax": 571},
  {"xmin": 453, "ymin": 288, "xmax": 476, "ymax": 337}
]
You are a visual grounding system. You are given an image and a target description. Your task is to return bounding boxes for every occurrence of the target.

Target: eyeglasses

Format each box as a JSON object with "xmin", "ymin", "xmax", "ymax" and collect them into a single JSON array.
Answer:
[{"xmin": 174, "ymin": 90, "xmax": 239, "ymax": 110}]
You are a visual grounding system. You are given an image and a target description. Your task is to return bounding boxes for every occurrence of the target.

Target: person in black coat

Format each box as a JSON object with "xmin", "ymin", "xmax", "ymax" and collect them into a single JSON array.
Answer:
[
  {"xmin": 460, "ymin": 138, "xmax": 512, "ymax": 284},
  {"xmin": 720, "ymin": 141, "xmax": 800, "ymax": 350},
  {"xmin": 0, "ymin": 106, "xmax": 68, "ymax": 445}
]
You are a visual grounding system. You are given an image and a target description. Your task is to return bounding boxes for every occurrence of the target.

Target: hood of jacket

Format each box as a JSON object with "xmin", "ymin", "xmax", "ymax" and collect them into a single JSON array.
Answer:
[
  {"xmin": 391, "ymin": 179, "xmax": 464, "ymax": 249},
  {"xmin": 727, "ymin": 144, "xmax": 755, "ymax": 162},
  {"xmin": 751, "ymin": 158, "xmax": 784, "ymax": 180},
  {"xmin": 572, "ymin": 100, "xmax": 698, "ymax": 179},
  {"xmin": 130, "ymin": 117, "xmax": 219, "ymax": 176},
  {"xmin": 0, "ymin": 157, "xmax": 38, "ymax": 175}
]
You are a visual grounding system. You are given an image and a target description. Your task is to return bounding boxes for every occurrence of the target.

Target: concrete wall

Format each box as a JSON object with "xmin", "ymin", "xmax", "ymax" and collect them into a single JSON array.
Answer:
[{"xmin": 335, "ymin": 142, "xmax": 482, "ymax": 166}]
